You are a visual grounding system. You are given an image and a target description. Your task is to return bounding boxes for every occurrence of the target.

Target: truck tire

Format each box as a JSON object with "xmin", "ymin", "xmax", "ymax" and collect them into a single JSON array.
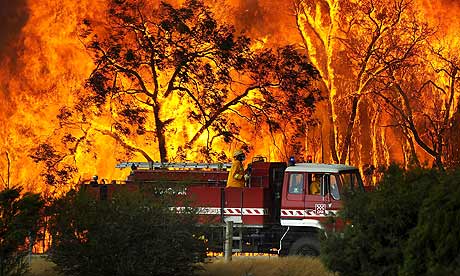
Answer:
[{"xmin": 288, "ymin": 236, "xmax": 320, "ymax": 256}]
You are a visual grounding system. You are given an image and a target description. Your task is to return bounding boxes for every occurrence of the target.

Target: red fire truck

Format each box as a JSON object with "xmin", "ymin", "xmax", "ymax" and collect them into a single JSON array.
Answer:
[{"xmin": 85, "ymin": 158, "xmax": 364, "ymax": 256}]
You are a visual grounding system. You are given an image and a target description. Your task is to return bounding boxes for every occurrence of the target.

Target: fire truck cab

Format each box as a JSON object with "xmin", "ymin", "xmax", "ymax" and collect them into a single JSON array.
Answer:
[
  {"xmin": 84, "ymin": 159, "xmax": 364, "ymax": 256},
  {"xmin": 278, "ymin": 163, "xmax": 363, "ymax": 255}
]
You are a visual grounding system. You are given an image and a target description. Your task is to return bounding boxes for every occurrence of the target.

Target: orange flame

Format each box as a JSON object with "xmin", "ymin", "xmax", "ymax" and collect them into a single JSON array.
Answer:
[{"xmin": 0, "ymin": 0, "xmax": 459, "ymax": 192}]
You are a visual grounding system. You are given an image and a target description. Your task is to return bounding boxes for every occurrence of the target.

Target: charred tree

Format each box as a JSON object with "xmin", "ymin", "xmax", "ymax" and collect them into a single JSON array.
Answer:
[
  {"xmin": 374, "ymin": 41, "xmax": 459, "ymax": 170},
  {"xmin": 67, "ymin": 0, "xmax": 319, "ymax": 163},
  {"xmin": 295, "ymin": 0, "xmax": 425, "ymax": 164}
]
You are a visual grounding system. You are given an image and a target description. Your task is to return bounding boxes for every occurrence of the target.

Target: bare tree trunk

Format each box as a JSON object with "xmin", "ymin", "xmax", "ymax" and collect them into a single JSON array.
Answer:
[
  {"xmin": 0, "ymin": 152, "xmax": 11, "ymax": 189},
  {"xmin": 400, "ymin": 127, "xmax": 421, "ymax": 168},
  {"xmin": 327, "ymin": 100, "xmax": 339, "ymax": 163},
  {"xmin": 339, "ymin": 95, "xmax": 360, "ymax": 164},
  {"xmin": 152, "ymin": 104, "xmax": 167, "ymax": 162}
]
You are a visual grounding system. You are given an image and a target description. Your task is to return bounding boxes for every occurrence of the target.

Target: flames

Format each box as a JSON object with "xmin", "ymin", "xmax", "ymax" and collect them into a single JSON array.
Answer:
[
  {"xmin": 296, "ymin": 0, "xmax": 460, "ymax": 171},
  {"xmin": 0, "ymin": 0, "xmax": 459, "ymax": 192}
]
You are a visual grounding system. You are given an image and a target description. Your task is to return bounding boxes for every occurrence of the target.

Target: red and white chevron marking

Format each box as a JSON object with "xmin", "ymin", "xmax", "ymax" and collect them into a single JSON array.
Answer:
[
  {"xmin": 280, "ymin": 209, "xmax": 305, "ymax": 217},
  {"xmin": 280, "ymin": 209, "xmax": 338, "ymax": 217},
  {"xmin": 194, "ymin": 207, "xmax": 268, "ymax": 216},
  {"xmin": 224, "ymin": 208, "xmax": 241, "ymax": 215},
  {"xmin": 224, "ymin": 208, "xmax": 267, "ymax": 215}
]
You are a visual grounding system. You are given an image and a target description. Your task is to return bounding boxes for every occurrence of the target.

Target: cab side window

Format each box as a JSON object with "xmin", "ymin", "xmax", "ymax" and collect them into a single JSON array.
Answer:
[
  {"xmin": 309, "ymin": 173, "xmax": 321, "ymax": 195},
  {"xmin": 330, "ymin": 175, "xmax": 340, "ymax": 200},
  {"xmin": 288, "ymin": 173, "xmax": 304, "ymax": 194}
]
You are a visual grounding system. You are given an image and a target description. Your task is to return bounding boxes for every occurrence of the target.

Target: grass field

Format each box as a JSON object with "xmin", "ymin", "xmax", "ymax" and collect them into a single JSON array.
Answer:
[
  {"xmin": 197, "ymin": 256, "xmax": 335, "ymax": 276},
  {"xmin": 26, "ymin": 255, "xmax": 334, "ymax": 276},
  {"xmin": 26, "ymin": 255, "xmax": 57, "ymax": 276}
]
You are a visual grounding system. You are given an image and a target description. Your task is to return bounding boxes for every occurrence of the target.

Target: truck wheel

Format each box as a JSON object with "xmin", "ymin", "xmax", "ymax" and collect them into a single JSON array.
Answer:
[{"xmin": 288, "ymin": 236, "xmax": 320, "ymax": 257}]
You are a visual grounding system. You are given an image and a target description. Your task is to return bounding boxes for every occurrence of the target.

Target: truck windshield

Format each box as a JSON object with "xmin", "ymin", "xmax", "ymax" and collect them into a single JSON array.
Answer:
[{"xmin": 339, "ymin": 171, "xmax": 364, "ymax": 191}]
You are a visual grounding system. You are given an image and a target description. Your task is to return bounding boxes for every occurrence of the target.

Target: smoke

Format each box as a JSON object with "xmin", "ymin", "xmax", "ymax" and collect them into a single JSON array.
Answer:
[
  {"xmin": 421, "ymin": 0, "xmax": 460, "ymax": 32},
  {"xmin": 235, "ymin": 0, "xmax": 264, "ymax": 31},
  {"xmin": 439, "ymin": 0, "xmax": 460, "ymax": 7},
  {"xmin": 0, "ymin": 0, "xmax": 28, "ymax": 66},
  {"xmin": 0, "ymin": 0, "xmax": 28, "ymax": 107},
  {"xmin": 223, "ymin": 0, "xmax": 301, "ymax": 46}
]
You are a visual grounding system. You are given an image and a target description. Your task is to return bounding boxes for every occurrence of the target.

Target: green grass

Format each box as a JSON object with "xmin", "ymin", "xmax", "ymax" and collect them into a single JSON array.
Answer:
[{"xmin": 26, "ymin": 255, "xmax": 334, "ymax": 276}]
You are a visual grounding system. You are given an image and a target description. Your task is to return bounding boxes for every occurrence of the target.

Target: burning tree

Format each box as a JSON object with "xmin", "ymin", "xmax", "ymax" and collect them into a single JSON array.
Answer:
[
  {"xmin": 295, "ymin": 0, "xmax": 459, "ymax": 170},
  {"xmin": 373, "ymin": 37, "xmax": 460, "ymax": 170},
  {"xmin": 52, "ymin": 0, "xmax": 319, "ymax": 165},
  {"xmin": 295, "ymin": 0, "xmax": 427, "ymax": 165}
]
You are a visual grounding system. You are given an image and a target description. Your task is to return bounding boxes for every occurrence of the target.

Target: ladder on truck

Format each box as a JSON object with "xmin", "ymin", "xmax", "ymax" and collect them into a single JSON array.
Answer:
[
  {"xmin": 223, "ymin": 222, "xmax": 243, "ymax": 254},
  {"xmin": 232, "ymin": 225, "xmax": 243, "ymax": 253},
  {"xmin": 116, "ymin": 161, "xmax": 232, "ymax": 170}
]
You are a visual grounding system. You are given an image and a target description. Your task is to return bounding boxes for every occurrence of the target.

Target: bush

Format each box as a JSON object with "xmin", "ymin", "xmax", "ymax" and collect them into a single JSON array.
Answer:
[
  {"xmin": 47, "ymin": 187, "xmax": 207, "ymax": 276},
  {"xmin": 320, "ymin": 165, "xmax": 436, "ymax": 276},
  {"xmin": 401, "ymin": 170, "xmax": 460, "ymax": 275},
  {"xmin": 0, "ymin": 187, "xmax": 44, "ymax": 276}
]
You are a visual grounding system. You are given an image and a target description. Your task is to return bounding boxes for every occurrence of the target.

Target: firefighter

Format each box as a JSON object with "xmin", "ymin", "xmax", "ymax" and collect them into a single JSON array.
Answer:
[
  {"xmin": 226, "ymin": 149, "xmax": 248, "ymax": 188},
  {"xmin": 309, "ymin": 174, "xmax": 320, "ymax": 195},
  {"xmin": 90, "ymin": 175, "xmax": 99, "ymax": 187}
]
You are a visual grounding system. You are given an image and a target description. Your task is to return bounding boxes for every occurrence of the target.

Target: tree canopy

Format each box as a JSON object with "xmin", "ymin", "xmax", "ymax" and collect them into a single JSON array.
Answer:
[
  {"xmin": 0, "ymin": 187, "xmax": 44, "ymax": 276},
  {"xmin": 401, "ymin": 170, "xmax": 460, "ymax": 275},
  {"xmin": 47, "ymin": 0, "xmax": 320, "ymax": 169}
]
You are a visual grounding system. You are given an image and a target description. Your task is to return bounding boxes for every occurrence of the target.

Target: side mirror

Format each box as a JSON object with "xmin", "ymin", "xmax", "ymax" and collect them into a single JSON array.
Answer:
[{"xmin": 321, "ymin": 174, "xmax": 330, "ymax": 197}]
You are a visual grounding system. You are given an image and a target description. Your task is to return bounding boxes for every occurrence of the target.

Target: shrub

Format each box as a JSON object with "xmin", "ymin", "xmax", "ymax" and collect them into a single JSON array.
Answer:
[
  {"xmin": 401, "ymin": 170, "xmax": 460, "ymax": 275},
  {"xmin": 0, "ymin": 187, "xmax": 44, "ymax": 276},
  {"xmin": 47, "ymin": 187, "xmax": 206, "ymax": 276},
  {"xmin": 320, "ymin": 165, "xmax": 436, "ymax": 276}
]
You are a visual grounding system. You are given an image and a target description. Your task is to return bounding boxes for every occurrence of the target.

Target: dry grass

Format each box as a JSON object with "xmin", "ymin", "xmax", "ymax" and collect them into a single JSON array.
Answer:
[
  {"xmin": 26, "ymin": 255, "xmax": 58, "ymax": 276},
  {"xmin": 197, "ymin": 256, "xmax": 335, "ymax": 276},
  {"xmin": 26, "ymin": 255, "xmax": 334, "ymax": 276}
]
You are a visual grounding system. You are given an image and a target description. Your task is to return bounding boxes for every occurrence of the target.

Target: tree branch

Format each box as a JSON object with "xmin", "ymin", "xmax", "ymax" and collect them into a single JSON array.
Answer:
[{"xmin": 95, "ymin": 129, "xmax": 154, "ymax": 162}]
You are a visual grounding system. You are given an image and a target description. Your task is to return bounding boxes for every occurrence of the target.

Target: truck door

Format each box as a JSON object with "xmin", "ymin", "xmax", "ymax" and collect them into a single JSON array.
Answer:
[
  {"xmin": 322, "ymin": 174, "xmax": 342, "ymax": 213},
  {"xmin": 305, "ymin": 173, "xmax": 341, "ymax": 217},
  {"xmin": 305, "ymin": 173, "xmax": 326, "ymax": 218},
  {"xmin": 271, "ymin": 166, "xmax": 286, "ymax": 223},
  {"xmin": 284, "ymin": 173, "xmax": 306, "ymax": 213}
]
